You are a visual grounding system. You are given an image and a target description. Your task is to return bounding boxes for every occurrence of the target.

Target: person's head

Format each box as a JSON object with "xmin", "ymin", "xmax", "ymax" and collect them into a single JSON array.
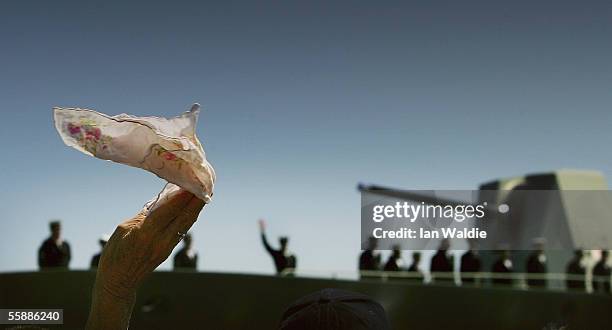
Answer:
[
  {"xmin": 573, "ymin": 249, "xmax": 583, "ymax": 259},
  {"xmin": 183, "ymin": 233, "xmax": 193, "ymax": 247},
  {"xmin": 367, "ymin": 236, "xmax": 378, "ymax": 250},
  {"xmin": 49, "ymin": 220, "xmax": 61, "ymax": 240},
  {"xmin": 533, "ymin": 238, "xmax": 546, "ymax": 254},
  {"xmin": 439, "ymin": 239, "xmax": 450, "ymax": 251},
  {"xmin": 391, "ymin": 245, "xmax": 401, "ymax": 258},
  {"xmin": 412, "ymin": 252, "xmax": 421, "ymax": 263},
  {"xmin": 602, "ymin": 250, "xmax": 609, "ymax": 260},
  {"xmin": 279, "ymin": 236, "xmax": 289, "ymax": 252},
  {"xmin": 99, "ymin": 234, "xmax": 110, "ymax": 248},
  {"xmin": 279, "ymin": 289, "xmax": 391, "ymax": 330}
]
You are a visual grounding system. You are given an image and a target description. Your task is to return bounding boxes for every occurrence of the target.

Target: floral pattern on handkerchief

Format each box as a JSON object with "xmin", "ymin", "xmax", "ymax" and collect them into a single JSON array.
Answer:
[{"xmin": 66, "ymin": 120, "xmax": 113, "ymax": 155}]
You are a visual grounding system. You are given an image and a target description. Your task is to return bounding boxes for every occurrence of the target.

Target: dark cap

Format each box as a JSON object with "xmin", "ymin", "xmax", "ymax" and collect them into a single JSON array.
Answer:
[
  {"xmin": 49, "ymin": 220, "xmax": 61, "ymax": 229},
  {"xmin": 279, "ymin": 289, "xmax": 390, "ymax": 330}
]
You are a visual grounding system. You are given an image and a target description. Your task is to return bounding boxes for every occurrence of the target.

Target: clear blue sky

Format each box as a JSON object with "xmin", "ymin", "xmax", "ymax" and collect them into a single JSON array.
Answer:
[{"xmin": 1, "ymin": 0, "xmax": 611, "ymax": 276}]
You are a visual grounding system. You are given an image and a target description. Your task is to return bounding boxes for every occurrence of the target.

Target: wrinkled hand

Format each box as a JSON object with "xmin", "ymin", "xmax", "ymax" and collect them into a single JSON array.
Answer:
[{"xmin": 95, "ymin": 189, "xmax": 205, "ymax": 299}]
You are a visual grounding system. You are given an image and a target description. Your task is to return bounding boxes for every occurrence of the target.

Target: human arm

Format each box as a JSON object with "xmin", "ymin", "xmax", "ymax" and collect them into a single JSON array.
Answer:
[
  {"xmin": 65, "ymin": 242, "xmax": 71, "ymax": 266},
  {"xmin": 37, "ymin": 243, "xmax": 45, "ymax": 268},
  {"xmin": 86, "ymin": 189, "xmax": 205, "ymax": 330},
  {"xmin": 258, "ymin": 219, "xmax": 274, "ymax": 254}
]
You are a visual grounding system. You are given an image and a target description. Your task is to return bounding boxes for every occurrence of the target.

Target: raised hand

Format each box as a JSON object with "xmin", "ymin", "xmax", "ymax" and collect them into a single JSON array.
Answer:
[{"xmin": 87, "ymin": 189, "xmax": 205, "ymax": 329}]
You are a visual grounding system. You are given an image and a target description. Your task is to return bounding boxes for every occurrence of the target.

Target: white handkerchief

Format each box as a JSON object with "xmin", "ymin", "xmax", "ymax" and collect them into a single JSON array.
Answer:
[{"xmin": 53, "ymin": 103, "xmax": 216, "ymax": 204}]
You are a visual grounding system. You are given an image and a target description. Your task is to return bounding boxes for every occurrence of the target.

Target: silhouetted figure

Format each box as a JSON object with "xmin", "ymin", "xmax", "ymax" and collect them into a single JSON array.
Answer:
[
  {"xmin": 492, "ymin": 250, "xmax": 513, "ymax": 286},
  {"xmin": 259, "ymin": 219, "xmax": 297, "ymax": 275},
  {"xmin": 384, "ymin": 245, "xmax": 403, "ymax": 272},
  {"xmin": 407, "ymin": 252, "xmax": 424, "ymax": 283},
  {"xmin": 565, "ymin": 250, "xmax": 586, "ymax": 291},
  {"xmin": 526, "ymin": 240, "xmax": 547, "ymax": 288},
  {"xmin": 593, "ymin": 250, "xmax": 611, "ymax": 294},
  {"xmin": 460, "ymin": 244, "xmax": 481, "ymax": 285},
  {"xmin": 38, "ymin": 220, "xmax": 71, "ymax": 270},
  {"xmin": 173, "ymin": 233, "xmax": 198, "ymax": 270},
  {"xmin": 359, "ymin": 236, "xmax": 381, "ymax": 278},
  {"xmin": 430, "ymin": 239, "xmax": 453, "ymax": 283},
  {"xmin": 90, "ymin": 235, "xmax": 109, "ymax": 269}
]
